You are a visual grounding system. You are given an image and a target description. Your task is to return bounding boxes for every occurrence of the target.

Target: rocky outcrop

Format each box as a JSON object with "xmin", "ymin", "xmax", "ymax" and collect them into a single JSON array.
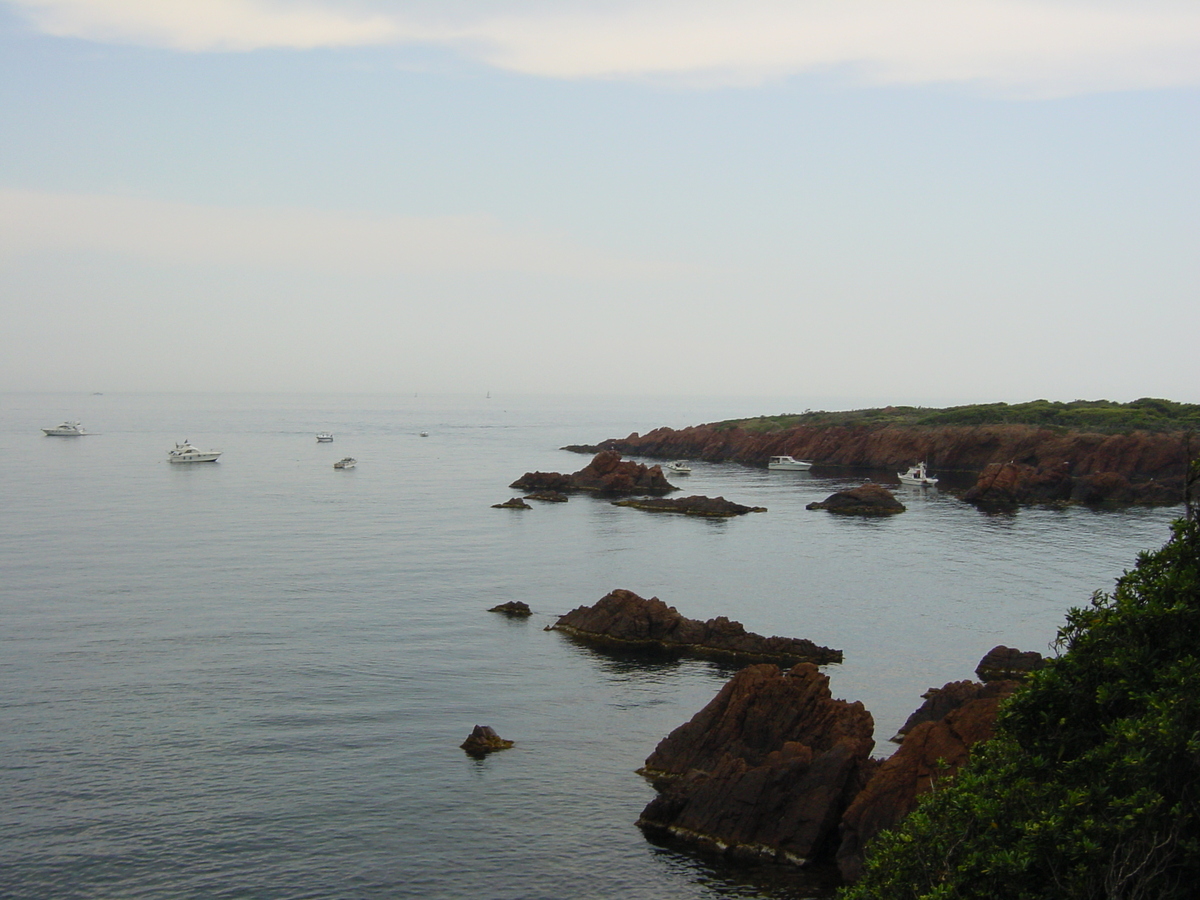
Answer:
[
  {"xmin": 577, "ymin": 424, "xmax": 1189, "ymax": 505},
  {"xmin": 488, "ymin": 601, "xmax": 532, "ymax": 617},
  {"xmin": 492, "ymin": 497, "xmax": 531, "ymax": 509},
  {"xmin": 460, "ymin": 725, "xmax": 514, "ymax": 757},
  {"xmin": 510, "ymin": 450, "xmax": 675, "ymax": 496},
  {"xmin": 975, "ymin": 645, "xmax": 1049, "ymax": 682},
  {"xmin": 962, "ymin": 461, "xmax": 1180, "ymax": 507},
  {"xmin": 611, "ymin": 495, "xmax": 766, "ymax": 517},
  {"xmin": 807, "ymin": 484, "xmax": 906, "ymax": 516},
  {"xmin": 550, "ymin": 589, "xmax": 843, "ymax": 665},
  {"xmin": 835, "ymin": 680, "xmax": 1018, "ymax": 882},
  {"xmin": 890, "ymin": 679, "xmax": 1018, "ymax": 742},
  {"xmin": 638, "ymin": 663, "xmax": 875, "ymax": 864}
]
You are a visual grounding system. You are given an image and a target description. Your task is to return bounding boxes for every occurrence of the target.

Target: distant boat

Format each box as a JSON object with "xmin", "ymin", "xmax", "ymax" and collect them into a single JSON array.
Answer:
[
  {"xmin": 333, "ymin": 457, "xmax": 356, "ymax": 469},
  {"xmin": 664, "ymin": 460, "xmax": 692, "ymax": 475},
  {"xmin": 43, "ymin": 421, "xmax": 87, "ymax": 436},
  {"xmin": 897, "ymin": 462, "xmax": 938, "ymax": 486},
  {"xmin": 316, "ymin": 432, "xmax": 334, "ymax": 442},
  {"xmin": 168, "ymin": 441, "xmax": 221, "ymax": 463},
  {"xmin": 768, "ymin": 455, "xmax": 812, "ymax": 471},
  {"xmin": 419, "ymin": 432, "xmax": 429, "ymax": 437}
]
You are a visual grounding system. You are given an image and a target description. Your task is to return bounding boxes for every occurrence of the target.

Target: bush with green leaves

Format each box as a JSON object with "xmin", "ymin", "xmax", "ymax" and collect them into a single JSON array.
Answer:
[{"xmin": 840, "ymin": 518, "xmax": 1200, "ymax": 900}]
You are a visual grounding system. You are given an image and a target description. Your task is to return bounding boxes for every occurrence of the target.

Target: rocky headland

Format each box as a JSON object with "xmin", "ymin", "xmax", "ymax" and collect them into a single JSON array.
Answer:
[
  {"xmin": 549, "ymin": 589, "xmax": 843, "ymax": 665},
  {"xmin": 571, "ymin": 422, "xmax": 1191, "ymax": 507},
  {"xmin": 511, "ymin": 449, "xmax": 674, "ymax": 496}
]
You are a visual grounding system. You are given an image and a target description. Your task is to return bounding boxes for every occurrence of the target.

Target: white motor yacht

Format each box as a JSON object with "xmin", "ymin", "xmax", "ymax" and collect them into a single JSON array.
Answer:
[
  {"xmin": 43, "ymin": 421, "xmax": 87, "ymax": 436},
  {"xmin": 768, "ymin": 455, "xmax": 812, "ymax": 471},
  {"xmin": 168, "ymin": 441, "xmax": 222, "ymax": 463},
  {"xmin": 316, "ymin": 432, "xmax": 334, "ymax": 442},
  {"xmin": 664, "ymin": 460, "xmax": 692, "ymax": 474},
  {"xmin": 897, "ymin": 462, "xmax": 938, "ymax": 486}
]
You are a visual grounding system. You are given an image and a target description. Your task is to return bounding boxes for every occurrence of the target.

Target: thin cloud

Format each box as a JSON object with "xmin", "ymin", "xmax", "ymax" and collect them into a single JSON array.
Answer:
[
  {"xmin": 0, "ymin": 189, "xmax": 676, "ymax": 279},
  {"xmin": 7, "ymin": 0, "xmax": 1200, "ymax": 95}
]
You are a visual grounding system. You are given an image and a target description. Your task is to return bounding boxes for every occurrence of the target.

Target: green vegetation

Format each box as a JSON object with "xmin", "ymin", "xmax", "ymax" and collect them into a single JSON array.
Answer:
[
  {"xmin": 715, "ymin": 399, "xmax": 1200, "ymax": 434},
  {"xmin": 839, "ymin": 517, "xmax": 1200, "ymax": 900}
]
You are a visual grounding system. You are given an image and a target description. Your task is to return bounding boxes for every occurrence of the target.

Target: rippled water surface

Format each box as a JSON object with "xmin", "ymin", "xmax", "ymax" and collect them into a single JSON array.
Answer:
[{"xmin": 0, "ymin": 392, "xmax": 1182, "ymax": 899}]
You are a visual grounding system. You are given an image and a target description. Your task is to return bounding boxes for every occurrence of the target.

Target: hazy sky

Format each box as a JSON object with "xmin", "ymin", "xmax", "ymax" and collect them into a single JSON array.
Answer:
[{"xmin": 2, "ymin": 1, "xmax": 1197, "ymax": 405}]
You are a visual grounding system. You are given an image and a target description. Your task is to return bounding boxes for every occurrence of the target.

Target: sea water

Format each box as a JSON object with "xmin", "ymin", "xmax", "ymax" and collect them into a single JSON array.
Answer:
[{"xmin": 0, "ymin": 392, "xmax": 1181, "ymax": 899}]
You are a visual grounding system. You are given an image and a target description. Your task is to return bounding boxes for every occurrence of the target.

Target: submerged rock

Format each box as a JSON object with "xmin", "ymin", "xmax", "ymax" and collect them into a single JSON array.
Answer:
[
  {"xmin": 460, "ymin": 725, "xmax": 514, "ymax": 757},
  {"xmin": 807, "ymin": 484, "xmax": 905, "ymax": 515},
  {"xmin": 550, "ymin": 589, "xmax": 842, "ymax": 666},
  {"xmin": 611, "ymin": 495, "xmax": 766, "ymax": 517},
  {"xmin": 510, "ymin": 450, "xmax": 675, "ymax": 496},
  {"xmin": 523, "ymin": 490, "xmax": 569, "ymax": 503},
  {"xmin": 638, "ymin": 663, "xmax": 875, "ymax": 865}
]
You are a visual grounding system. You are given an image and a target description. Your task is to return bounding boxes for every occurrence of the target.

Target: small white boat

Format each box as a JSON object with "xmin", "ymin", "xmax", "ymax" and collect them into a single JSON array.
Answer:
[
  {"xmin": 316, "ymin": 432, "xmax": 334, "ymax": 442},
  {"xmin": 768, "ymin": 455, "xmax": 812, "ymax": 471},
  {"xmin": 897, "ymin": 462, "xmax": 938, "ymax": 486},
  {"xmin": 168, "ymin": 441, "xmax": 222, "ymax": 463},
  {"xmin": 419, "ymin": 431, "xmax": 429, "ymax": 437},
  {"xmin": 664, "ymin": 460, "xmax": 692, "ymax": 474},
  {"xmin": 333, "ymin": 457, "xmax": 356, "ymax": 469},
  {"xmin": 43, "ymin": 421, "xmax": 87, "ymax": 436}
]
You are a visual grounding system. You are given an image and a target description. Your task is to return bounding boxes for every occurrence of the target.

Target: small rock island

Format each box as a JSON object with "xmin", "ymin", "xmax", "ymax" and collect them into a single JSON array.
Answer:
[{"xmin": 549, "ymin": 589, "xmax": 842, "ymax": 666}]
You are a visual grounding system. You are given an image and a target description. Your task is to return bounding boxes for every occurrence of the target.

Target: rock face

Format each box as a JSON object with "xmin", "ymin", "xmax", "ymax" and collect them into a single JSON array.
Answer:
[
  {"xmin": 578, "ymin": 424, "xmax": 1189, "ymax": 506},
  {"xmin": 962, "ymin": 461, "xmax": 1180, "ymax": 507},
  {"xmin": 611, "ymin": 495, "xmax": 766, "ymax": 517},
  {"xmin": 460, "ymin": 725, "xmax": 514, "ymax": 757},
  {"xmin": 890, "ymin": 679, "xmax": 1018, "ymax": 742},
  {"xmin": 835, "ymin": 680, "xmax": 1017, "ymax": 882},
  {"xmin": 510, "ymin": 450, "xmax": 675, "ymax": 496},
  {"xmin": 638, "ymin": 663, "xmax": 875, "ymax": 865},
  {"xmin": 488, "ymin": 601, "xmax": 532, "ymax": 617},
  {"xmin": 806, "ymin": 484, "xmax": 906, "ymax": 515},
  {"xmin": 550, "ymin": 589, "xmax": 843, "ymax": 665},
  {"xmin": 975, "ymin": 645, "xmax": 1049, "ymax": 682}
]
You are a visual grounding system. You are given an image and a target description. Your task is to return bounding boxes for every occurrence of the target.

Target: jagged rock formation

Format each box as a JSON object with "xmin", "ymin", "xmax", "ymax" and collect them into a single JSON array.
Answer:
[
  {"xmin": 611, "ymin": 494, "xmax": 766, "ymax": 517},
  {"xmin": 575, "ymin": 424, "xmax": 1189, "ymax": 506},
  {"xmin": 890, "ymin": 679, "xmax": 1018, "ymax": 742},
  {"xmin": 510, "ymin": 450, "xmax": 674, "ymax": 496},
  {"xmin": 549, "ymin": 589, "xmax": 842, "ymax": 665},
  {"xmin": 835, "ymin": 680, "xmax": 1018, "ymax": 882},
  {"xmin": 460, "ymin": 725, "xmax": 514, "ymax": 757},
  {"xmin": 637, "ymin": 663, "xmax": 875, "ymax": 864},
  {"xmin": 806, "ymin": 484, "xmax": 906, "ymax": 515},
  {"xmin": 975, "ymin": 645, "xmax": 1049, "ymax": 682}
]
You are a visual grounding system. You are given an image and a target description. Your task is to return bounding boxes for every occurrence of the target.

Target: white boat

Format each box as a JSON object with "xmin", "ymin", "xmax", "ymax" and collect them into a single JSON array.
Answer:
[
  {"xmin": 316, "ymin": 432, "xmax": 334, "ymax": 442},
  {"xmin": 168, "ymin": 441, "xmax": 222, "ymax": 463},
  {"xmin": 768, "ymin": 455, "xmax": 812, "ymax": 470},
  {"xmin": 897, "ymin": 462, "xmax": 938, "ymax": 486},
  {"xmin": 664, "ymin": 460, "xmax": 692, "ymax": 474},
  {"xmin": 419, "ymin": 431, "xmax": 429, "ymax": 437},
  {"xmin": 43, "ymin": 421, "xmax": 86, "ymax": 436},
  {"xmin": 333, "ymin": 457, "xmax": 356, "ymax": 469}
]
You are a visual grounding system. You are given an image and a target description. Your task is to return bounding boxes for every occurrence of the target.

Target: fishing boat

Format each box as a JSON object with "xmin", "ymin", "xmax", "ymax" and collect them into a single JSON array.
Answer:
[
  {"xmin": 897, "ymin": 462, "xmax": 938, "ymax": 486},
  {"xmin": 168, "ymin": 441, "xmax": 222, "ymax": 463},
  {"xmin": 768, "ymin": 455, "xmax": 812, "ymax": 471},
  {"xmin": 333, "ymin": 457, "xmax": 356, "ymax": 469},
  {"xmin": 42, "ymin": 421, "xmax": 87, "ymax": 436},
  {"xmin": 664, "ymin": 460, "xmax": 692, "ymax": 474},
  {"xmin": 316, "ymin": 432, "xmax": 334, "ymax": 442}
]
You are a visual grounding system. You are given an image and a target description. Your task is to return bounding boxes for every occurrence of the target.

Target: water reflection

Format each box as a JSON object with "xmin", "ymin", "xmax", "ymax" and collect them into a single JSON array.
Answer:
[{"xmin": 646, "ymin": 833, "xmax": 843, "ymax": 899}]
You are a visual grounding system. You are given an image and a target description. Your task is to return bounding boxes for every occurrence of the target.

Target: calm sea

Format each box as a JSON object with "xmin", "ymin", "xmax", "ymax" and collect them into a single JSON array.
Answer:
[{"xmin": 0, "ymin": 392, "xmax": 1181, "ymax": 900}]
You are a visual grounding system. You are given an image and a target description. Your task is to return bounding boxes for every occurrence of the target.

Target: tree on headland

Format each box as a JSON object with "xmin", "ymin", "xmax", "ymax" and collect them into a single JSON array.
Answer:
[{"xmin": 839, "ymin": 517, "xmax": 1200, "ymax": 900}]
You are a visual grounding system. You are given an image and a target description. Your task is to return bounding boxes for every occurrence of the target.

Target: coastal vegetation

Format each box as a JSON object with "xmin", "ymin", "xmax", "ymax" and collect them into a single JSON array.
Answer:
[
  {"xmin": 839, "ymin": 516, "xmax": 1200, "ymax": 900},
  {"xmin": 718, "ymin": 398, "xmax": 1200, "ymax": 434}
]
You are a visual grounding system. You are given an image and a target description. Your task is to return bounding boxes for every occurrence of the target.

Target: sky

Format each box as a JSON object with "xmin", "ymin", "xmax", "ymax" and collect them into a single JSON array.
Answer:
[{"xmin": 1, "ymin": 0, "xmax": 1197, "ymax": 406}]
